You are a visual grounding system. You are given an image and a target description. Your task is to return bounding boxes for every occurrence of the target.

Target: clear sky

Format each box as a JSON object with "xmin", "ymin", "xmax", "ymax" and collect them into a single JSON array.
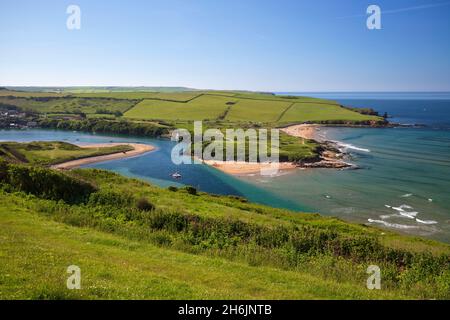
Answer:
[{"xmin": 1, "ymin": 0, "xmax": 449, "ymax": 91}]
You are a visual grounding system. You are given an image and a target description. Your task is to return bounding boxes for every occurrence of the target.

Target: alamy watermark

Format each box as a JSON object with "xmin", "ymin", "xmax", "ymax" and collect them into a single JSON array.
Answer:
[
  {"xmin": 66, "ymin": 265, "xmax": 81, "ymax": 289},
  {"xmin": 66, "ymin": 5, "xmax": 81, "ymax": 30},
  {"xmin": 367, "ymin": 5, "xmax": 381, "ymax": 30},
  {"xmin": 366, "ymin": 265, "xmax": 381, "ymax": 290}
]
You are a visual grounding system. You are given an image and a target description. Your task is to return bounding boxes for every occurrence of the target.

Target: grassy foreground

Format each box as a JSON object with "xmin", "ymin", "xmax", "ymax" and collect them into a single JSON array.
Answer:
[
  {"xmin": 0, "ymin": 162, "xmax": 449, "ymax": 299},
  {"xmin": 0, "ymin": 199, "xmax": 405, "ymax": 300}
]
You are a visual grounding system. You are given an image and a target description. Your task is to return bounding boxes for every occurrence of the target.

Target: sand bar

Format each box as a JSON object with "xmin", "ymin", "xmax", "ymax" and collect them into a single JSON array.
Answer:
[
  {"xmin": 51, "ymin": 143, "xmax": 155, "ymax": 170},
  {"xmin": 203, "ymin": 160, "xmax": 298, "ymax": 175},
  {"xmin": 280, "ymin": 124, "xmax": 320, "ymax": 140}
]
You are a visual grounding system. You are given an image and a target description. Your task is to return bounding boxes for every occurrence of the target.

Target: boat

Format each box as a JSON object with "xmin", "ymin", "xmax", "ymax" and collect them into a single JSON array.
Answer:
[{"xmin": 171, "ymin": 172, "xmax": 182, "ymax": 179}]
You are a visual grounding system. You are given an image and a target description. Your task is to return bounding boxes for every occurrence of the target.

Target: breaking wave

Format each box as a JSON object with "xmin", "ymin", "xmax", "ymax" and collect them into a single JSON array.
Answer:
[
  {"xmin": 332, "ymin": 141, "xmax": 371, "ymax": 153},
  {"xmin": 368, "ymin": 203, "xmax": 438, "ymax": 229}
]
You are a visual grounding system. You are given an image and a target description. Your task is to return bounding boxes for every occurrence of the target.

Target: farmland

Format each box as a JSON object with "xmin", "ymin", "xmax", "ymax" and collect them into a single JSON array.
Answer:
[
  {"xmin": 225, "ymin": 99, "xmax": 291, "ymax": 122},
  {"xmin": 121, "ymin": 92, "xmax": 383, "ymax": 124},
  {"xmin": 74, "ymin": 91, "xmax": 202, "ymax": 102},
  {"xmin": 124, "ymin": 94, "xmax": 234, "ymax": 121},
  {"xmin": 122, "ymin": 92, "xmax": 382, "ymax": 124},
  {"xmin": 279, "ymin": 102, "xmax": 382, "ymax": 123},
  {"xmin": 0, "ymin": 88, "xmax": 384, "ymax": 125},
  {"xmin": 0, "ymin": 96, "xmax": 137, "ymax": 115}
]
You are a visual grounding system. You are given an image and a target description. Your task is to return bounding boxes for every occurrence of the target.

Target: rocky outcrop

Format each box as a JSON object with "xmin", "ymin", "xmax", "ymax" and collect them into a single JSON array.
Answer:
[{"xmin": 295, "ymin": 140, "xmax": 355, "ymax": 169}]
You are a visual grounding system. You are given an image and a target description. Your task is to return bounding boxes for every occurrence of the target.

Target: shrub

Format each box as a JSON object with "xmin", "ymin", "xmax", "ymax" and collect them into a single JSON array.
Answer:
[
  {"xmin": 89, "ymin": 190, "xmax": 133, "ymax": 207},
  {"xmin": 3, "ymin": 163, "xmax": 96, "ymax": 203},
  {"xmin": 184, "ymin": 186, "xmax": 197, "ymax": 195},
  {"xmin": 136, "ymin": 197, "xmax": 154, "ymax": 211},
  {"xmin": 0, "ymin": 159, "xmax": 7, "ymax": 181},
  {"xmin": 168, "ymin": 186, "xmax": 178, "ymax": 192}
]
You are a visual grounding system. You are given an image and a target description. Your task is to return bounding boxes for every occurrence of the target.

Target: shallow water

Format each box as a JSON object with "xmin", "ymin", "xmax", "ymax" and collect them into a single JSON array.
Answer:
[
  {"xmin": 0, "ymin": 129, "xmax": 305, "ymax": 212},
  {"xmin": 242, "ymin": 93, "xmax": 450, "ymax": 242}
]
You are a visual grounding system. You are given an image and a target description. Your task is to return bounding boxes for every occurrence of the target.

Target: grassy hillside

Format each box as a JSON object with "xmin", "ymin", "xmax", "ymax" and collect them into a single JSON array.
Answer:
[
  {"xmin": 123, "ymin": 92, "xmax": 382, "ymax": 124},
  {"xmin": 0, "ymin": 141, "xmax": 132, "ymax": 166},
  {"xmin": 0, "ymin": 162, "xmax": 448, "ymax": 299},
  {"xmin": 0, "ymin": 96, "xmax": 137, "ymax": 115},
  {"xmin": 1, "ymin": 89, "xmax": 384, "ymax": 125},
  {"xmin": 124, "ymin": 95, "xmax": 233, "ymax": 121},
  {"xmin": 74, "ymin": 91, "xmax": 202, "ymax": 102},
  {"xmin": 0, "ymin": 201, "xmax": 405, "ymax": 300},
  {"xmin": 279, "ymin": 102, "xmax": 381, "ymax": 123}
]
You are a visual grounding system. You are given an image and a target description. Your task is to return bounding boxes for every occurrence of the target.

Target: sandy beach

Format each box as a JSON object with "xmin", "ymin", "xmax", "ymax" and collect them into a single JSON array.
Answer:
[
  {"xmin": 202, "ymin": 160, "xmax": 298, "ymax": 175},
  {"xmin": 280, "ymin": 124, "xmax": 321, "ymax": 140},
  {"xmin": 51, "ymin": 143, "xmax": 155, "ymax": 170}
]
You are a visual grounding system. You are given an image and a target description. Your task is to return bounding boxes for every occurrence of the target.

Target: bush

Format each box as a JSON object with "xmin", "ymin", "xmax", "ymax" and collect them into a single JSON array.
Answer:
[
  {"xmin": 136, "ymin": 197, "xmax": 154, "ymax": 211},
  {"xmin": 89, "ymin": 190, "xmax": 133, "ymax": 207},
  {"xmin": 0, "ymin": 159, "xmax": 8, "ymax": 181},
  {"xmin": 3, "ymin": 162, "xmax": 96, "ymax": 203},
  {"xmin": 38, "ymin": 118, "xmax": 170, "ymax": 138},
  {"xmin": 168, "ymin": 186, "xmax": 178, "ymax": 192},
  {"xmin": 184, "ymin": 186, "xmax": 197, "ymax": 195}
]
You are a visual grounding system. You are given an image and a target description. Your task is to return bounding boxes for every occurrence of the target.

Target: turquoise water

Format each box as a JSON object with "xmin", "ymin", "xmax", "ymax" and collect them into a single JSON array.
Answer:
[
  {"xmin": 0, "ymin": 129, "xmax": 305, "ymax": 212},
  {"xmin": 242, "ymin": 93, "xmax": 450, "ymax": 242}
]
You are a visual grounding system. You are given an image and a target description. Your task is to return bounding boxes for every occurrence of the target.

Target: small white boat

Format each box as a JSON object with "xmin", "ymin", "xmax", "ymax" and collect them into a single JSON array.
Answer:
[{"xmin": 171, "ymin": 172, "xmax": 182, "ymax": 179}]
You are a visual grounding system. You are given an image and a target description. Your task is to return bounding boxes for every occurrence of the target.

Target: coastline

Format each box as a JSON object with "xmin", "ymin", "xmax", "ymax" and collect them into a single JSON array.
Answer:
[
  {"xmin": 202, "ymin": 124, "xmax": 352, "ymax": 176},
  {"xmin": 51, "ymin": 143, "xmax": 155, "ymax": 170},
  {"xmin": 202, "ymin": 160, "xmax": 298, "ymax": 175},
  {"xmin": 280, "ymin": 123, "xmax": 321, "ymax": 140},
  {"xmin": 49, "ymin": 125, "xmax": 351, "ymax": 175}
]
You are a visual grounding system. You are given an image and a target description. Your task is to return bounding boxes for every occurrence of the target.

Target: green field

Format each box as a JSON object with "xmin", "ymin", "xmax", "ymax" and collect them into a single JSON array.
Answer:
[
  {"xmin": 123, "ymin": 93, "xmax": 382, "ymax": 124},
  {"xmin": 0, "ymin": 90, "xmax": 68, "ymax": 98},
  {"xmin": 1, "ymin": 88, "xmax": 383, "ymax": 125},
  {"xmin": 225, "ymin": 99, "xmax": 291, "ymax": 122},
  {"xmin": 73, "ymin": 91, "xmax": 201, "ymax": 102},
  {"xmin": 279, "ymin": 102, "xmax": 382, "ymax": 123},
  {"xmin": 0, "ymin": 96, "xmax": 136, "ymax": 115},
  {"xmin": 0, "ymin": 164, "xmax": 449, "ymax": 299},
  {"xmin": 0, "ymin": 141, "xmax": 132, "ymax": 165},
  {"xmin": 124, "ymin": 94, "xmax": 235, "ymax": 121}
]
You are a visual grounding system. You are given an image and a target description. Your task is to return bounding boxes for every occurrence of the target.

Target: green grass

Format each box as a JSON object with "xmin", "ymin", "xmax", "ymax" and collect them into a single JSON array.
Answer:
[
  {"xmin": 73, "ymin": 91, "xmax": 201, "ymax": 102},
  {"xmin": 123, "ymin": 93, "xmax": 381, "ymax": 124},
  {"xmin": 85, "ymin": 113, "xmax": 117, "ymax": 119},
  {"xmin": 279, "ymin": 102, "xmax": 383, "ymax": 123},
  {"xmin": 1, "ymin": 168, "xmax": 449, "ymax": 299},
  {"xmin": 0, "ymin": 97, "xmax": 136, "ymax": 115},
  {"xmin": 0, "ymin": 200, "xmax": 410, "ymax": 300},
  {"xmin": 225, "ymin": 99, "xmax": 291, "ymax": 122},
  {"xmin": 0, "ymin": 141, "xmax": 133, "ymax": 165},
  {"xmin": 279, "ymin": 132, "xmax": 322, "ymax": 162},
  {"xmin": 1, "ymin": 89, "xmax": 384, "ymax": 125},
  {"xmin": 124, "ymin": 95, "xmax": 235, "ymax": 121},
  {"xmin": 0, "ymin": 165, "xmax": 449, "ymax": 300},
  {"xmin": 0, "ymin": 90, "xmax": 68, "ymax": 98},
  {"xmin": 231, "ymin": 92, "xmax": 339, "ymax": 104}
]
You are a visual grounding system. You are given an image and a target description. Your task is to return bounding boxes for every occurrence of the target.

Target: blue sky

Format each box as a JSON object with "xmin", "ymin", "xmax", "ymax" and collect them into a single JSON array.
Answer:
[{"xmin": 1, "ymin": 0, "xmax": 449, "ymax": 91}]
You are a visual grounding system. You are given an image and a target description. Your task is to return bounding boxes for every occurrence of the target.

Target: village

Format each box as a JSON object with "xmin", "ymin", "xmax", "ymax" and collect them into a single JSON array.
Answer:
[{"xmin": 0, "ymin": 108, "xmax": 37, "ymax": 129}]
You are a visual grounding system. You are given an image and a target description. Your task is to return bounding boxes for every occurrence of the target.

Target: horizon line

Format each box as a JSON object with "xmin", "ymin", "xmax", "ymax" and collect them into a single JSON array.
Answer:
[{"xmin": 2, "ymin": 86, "xmax": 450, "ymax": 94}]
